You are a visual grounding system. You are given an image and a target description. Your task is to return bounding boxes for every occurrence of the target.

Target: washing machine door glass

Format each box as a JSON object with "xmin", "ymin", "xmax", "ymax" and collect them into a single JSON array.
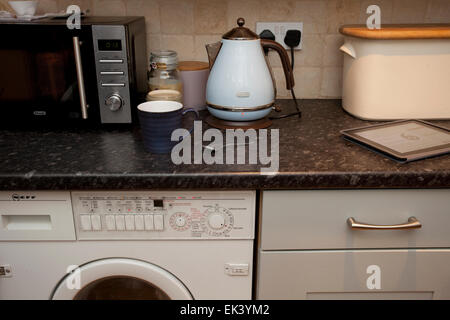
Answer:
[
  {"xmin": 73, "ymin": 276, "xmax": 171, "ymax": 300},
  {"xmin": 51, "ymin": 258, "xmax": 193, "ymax": 300}
]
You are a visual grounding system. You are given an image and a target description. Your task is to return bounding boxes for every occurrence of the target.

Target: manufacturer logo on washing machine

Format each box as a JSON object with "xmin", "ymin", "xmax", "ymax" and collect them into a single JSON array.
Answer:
[{"xmin": 11, "ymin": 194, "xmax": 36, "ymax": 201}]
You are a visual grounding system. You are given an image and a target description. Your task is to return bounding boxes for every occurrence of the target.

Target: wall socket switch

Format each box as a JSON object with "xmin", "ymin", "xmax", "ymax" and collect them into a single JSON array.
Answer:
[{"xmin": 256, "ymin": 22, "xmax": 303, "ymax": 50}]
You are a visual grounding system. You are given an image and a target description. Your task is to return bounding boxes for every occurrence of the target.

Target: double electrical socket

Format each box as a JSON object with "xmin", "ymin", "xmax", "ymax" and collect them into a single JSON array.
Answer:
[{"xmin": 256, "ymin": 22, "xmax": 303, "ymax": 50}]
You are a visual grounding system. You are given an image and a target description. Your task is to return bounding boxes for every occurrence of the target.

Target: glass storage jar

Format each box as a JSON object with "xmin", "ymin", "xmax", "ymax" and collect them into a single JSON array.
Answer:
[{"xmin": 148, "ymin": 50, "xmax": 183, "ymax": 97}]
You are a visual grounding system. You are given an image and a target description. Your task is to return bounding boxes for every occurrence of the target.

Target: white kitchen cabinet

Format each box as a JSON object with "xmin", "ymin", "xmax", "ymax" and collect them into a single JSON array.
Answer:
[{"xmin": 257, "ymin": 190, "xmax": 450, "ymax": 300}]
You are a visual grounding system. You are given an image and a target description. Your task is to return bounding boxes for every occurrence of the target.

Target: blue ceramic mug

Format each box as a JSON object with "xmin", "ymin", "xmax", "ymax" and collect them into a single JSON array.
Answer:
[{"xmin": 137, "ymin": 101, "xmax": 199, "ymax": 154}]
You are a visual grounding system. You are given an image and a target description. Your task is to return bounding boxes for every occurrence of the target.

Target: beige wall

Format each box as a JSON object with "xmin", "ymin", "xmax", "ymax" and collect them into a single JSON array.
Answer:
[{"xmin": 2, "ymin": 0, "xmax": 449, "ymax": 98}]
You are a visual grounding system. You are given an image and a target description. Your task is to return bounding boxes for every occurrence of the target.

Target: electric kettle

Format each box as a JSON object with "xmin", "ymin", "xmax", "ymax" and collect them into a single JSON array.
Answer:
[{"xmin": 206, "ymin": 18, "xmax": 295, "ymax": 122}]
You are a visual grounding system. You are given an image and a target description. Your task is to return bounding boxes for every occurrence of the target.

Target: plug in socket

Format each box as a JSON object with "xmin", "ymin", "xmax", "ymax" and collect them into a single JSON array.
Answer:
[{"xmin": 256, "ymin": 22, "xmax": 303, "ymax": 50}]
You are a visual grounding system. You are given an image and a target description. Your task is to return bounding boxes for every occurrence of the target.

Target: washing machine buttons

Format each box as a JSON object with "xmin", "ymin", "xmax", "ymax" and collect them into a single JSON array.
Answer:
[
  {"xmin": 134, "ymin": 215, "xmax": 144, "ymax": 230},
  {"xmin": 73, "ymin": 193, "xmax": 253, "ymax": 239},
  {"xmin": 105, "ymin": 215, "xmax": 116, "ymax": 230},
  {"xmin": 76, "ymin": 199, "xmax": 238, "ymax": 237},
  {"xmin": 144, "ymin": 215, "xmax": 154, "ymax": 230},
  {"xmin": 80, "ymin": 215, "xmax": 92, "ymax": 231},
  {"xmin": 82, "ymin": 213, "xmax": 165, "ymax": 232},
  {"xmin": 154, "ymin": 214, "xmax": 164, "ymax": 230},
  {"xmin": 115, "ymin": 215, "xmax": 125, "ymax": 230},
  {"xmin": 91, "ymin": 215, "xmax": 102, "ymax": 231},
  {"xmin": 125, "ymin": 215, "xmax": 135, "ymax": 230}
]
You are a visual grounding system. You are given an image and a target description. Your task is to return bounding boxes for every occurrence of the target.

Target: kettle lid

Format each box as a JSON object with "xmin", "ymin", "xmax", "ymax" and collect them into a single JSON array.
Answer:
[{"xmin": 222, "ymin": 18, "xmax": 259, "ymax": 40}]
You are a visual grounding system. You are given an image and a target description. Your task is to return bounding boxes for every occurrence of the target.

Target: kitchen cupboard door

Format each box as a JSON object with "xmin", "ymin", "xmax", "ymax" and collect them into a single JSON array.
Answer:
[{"xmin": 257, "ymin": 249, "xmax": 450, "ymax": 300}]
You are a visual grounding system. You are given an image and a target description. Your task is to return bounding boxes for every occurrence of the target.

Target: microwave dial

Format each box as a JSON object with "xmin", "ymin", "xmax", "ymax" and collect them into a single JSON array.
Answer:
[{"xmin": 105, "ymin": 94, "xmax": 123, "ymax": 112}]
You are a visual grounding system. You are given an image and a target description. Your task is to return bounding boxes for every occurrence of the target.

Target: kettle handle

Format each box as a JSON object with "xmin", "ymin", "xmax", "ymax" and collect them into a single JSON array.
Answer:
[{"xmin": 261, "ymin": 39, "xmax": 295, "ymax": 90}]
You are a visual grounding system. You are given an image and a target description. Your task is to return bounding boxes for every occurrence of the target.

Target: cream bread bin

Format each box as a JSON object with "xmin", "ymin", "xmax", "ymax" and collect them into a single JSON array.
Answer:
[{"xmin": 339, "ymin": 24, "xmax": 450, "ymax": 120}]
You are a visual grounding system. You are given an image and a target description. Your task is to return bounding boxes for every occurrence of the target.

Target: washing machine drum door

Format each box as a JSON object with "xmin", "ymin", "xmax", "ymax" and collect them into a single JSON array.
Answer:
[{"xmin": 51, "ymin": 258, "xmax": 193, "ymax": 300}]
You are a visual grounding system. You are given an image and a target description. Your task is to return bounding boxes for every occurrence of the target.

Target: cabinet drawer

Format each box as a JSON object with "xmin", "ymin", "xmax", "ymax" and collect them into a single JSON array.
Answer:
[
  {"xmin": 257, "ymin": 249, "xmax": 450, "ymax": 300},
  {"xmin": 261, "ymin": 190, "xmax": 450, "ymax": 250}
]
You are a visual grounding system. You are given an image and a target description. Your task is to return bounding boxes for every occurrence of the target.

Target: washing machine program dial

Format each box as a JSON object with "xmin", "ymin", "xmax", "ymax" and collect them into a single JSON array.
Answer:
[
  {"xmin": 208, "ymin": 213, "xmax": 225, "ymax": 230},
  {"xmin": 169, "ymin": 212, "xmax": 191, "ymax": 231},
  {"xmin": 201, "ymin": 206, "xmax": 234, "ymax": 236}
]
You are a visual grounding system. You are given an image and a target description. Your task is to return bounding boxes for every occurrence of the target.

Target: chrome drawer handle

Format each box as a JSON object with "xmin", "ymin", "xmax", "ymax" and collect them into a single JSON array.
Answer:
[{"xmin": 347, "ymin": 217, "xmax": 422, "ymax": 230}]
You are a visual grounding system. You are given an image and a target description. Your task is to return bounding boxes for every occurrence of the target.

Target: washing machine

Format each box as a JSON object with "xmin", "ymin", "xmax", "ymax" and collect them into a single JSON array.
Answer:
[{"xmin": 0, "ymin": 190, "xmax": 255, "ymax": 300}]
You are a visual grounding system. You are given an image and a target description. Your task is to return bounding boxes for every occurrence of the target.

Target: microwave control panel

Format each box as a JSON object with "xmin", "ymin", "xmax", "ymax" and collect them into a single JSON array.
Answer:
[
  {"xmin": 92, "ymin": 25, "xmax": 132, "ymax": 123},
  {"xmin": 71, "ymin": 191, "xmax": 256, "ymax": 240}
]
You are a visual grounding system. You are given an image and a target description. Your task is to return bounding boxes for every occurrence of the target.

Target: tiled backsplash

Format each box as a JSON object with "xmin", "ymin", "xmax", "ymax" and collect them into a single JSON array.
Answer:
[{"xmin": 2, "ymin": 0, "xmax": 449, "ymax": 98}]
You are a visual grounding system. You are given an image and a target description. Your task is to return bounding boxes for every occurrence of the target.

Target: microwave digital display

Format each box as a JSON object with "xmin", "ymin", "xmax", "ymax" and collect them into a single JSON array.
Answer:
[{"xmin": 98, "ymin": 39, "xmax": 122, "ymax": 51}]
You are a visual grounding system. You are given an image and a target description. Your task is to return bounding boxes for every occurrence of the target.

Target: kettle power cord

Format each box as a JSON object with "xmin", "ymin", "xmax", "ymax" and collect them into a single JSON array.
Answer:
[{"xmin": 267, "ymin": 29, "xmax": 302, "ymax": 120}]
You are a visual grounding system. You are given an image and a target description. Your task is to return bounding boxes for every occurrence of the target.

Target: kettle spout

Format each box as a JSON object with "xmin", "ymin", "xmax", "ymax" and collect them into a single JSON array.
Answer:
[{"xmin": 205, "ymin": 41, "xmax": 222, "ymax": 70}]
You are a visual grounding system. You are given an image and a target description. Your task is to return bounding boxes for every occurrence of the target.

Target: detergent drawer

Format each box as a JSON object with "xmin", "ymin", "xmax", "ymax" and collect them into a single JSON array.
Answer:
[{"xmin": 0, "ymin": 191, "xmax": 75, "ymax": 241}]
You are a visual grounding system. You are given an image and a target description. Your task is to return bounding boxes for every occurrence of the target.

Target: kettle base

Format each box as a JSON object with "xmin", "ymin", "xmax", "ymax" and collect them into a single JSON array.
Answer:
[{"xmin": 205, "ymin": 115, "xmax": 272, "ymax": 130}]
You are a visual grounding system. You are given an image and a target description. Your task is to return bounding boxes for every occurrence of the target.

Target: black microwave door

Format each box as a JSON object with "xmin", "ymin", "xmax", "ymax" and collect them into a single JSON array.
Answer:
[{"xmin": 0, "ymin": 24, "xmax": 99, "ymax": 127}]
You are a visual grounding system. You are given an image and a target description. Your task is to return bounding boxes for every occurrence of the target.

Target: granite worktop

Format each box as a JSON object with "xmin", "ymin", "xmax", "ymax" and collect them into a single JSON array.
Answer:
[{"xmin": 0, "ymin": 100, "xmax": 449, "ymax": 190}]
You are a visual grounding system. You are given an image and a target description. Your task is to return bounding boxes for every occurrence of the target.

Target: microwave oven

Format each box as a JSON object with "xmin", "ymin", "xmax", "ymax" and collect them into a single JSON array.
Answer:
[{"xmin": 0, "ymin": 16, "xmax": 147, "ymax": 127}]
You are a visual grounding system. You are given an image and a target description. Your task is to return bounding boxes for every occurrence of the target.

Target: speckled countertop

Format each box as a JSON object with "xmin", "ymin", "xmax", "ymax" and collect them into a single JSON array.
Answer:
[{"xmin": 0, "ymin": 99, "xmax": 449, "ymax": 190}]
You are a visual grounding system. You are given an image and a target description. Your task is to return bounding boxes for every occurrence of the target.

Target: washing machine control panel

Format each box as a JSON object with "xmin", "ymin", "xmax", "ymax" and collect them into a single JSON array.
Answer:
[{"xmin": 71, "ymin": 191, "xmax": 255, "ymax": 240}]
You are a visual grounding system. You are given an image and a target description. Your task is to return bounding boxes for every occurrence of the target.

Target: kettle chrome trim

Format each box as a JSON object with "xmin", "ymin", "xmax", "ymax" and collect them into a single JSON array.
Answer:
[{"xmin": 206, "ymin": 101, "xmax": 274, "ymax": 112}]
